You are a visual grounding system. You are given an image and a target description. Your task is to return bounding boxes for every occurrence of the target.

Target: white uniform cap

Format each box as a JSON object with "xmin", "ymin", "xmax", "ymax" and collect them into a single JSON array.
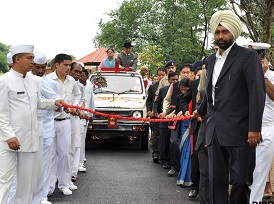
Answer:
[
  {"xmin": 78, "ymin": 62, "xmax": 84, "ymax": 68},
  {"xmin": 9, "ymin": 45, "xmax": 34, "ymax": 57},
  {"xmin": 34, "ymin": 52, "xmax": 47, "ymax": 64},
  {"xmin": 7, "ymin": 52, "xmax": 13, "ymax": 64},
  {"xmin": 242, "ymin": 42, "xmax": 271, "ymax": 50}
]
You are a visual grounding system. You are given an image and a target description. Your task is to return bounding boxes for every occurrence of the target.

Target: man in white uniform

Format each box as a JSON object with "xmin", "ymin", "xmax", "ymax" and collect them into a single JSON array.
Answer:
[
  {"xmin": 0, "ymin": 45, "xmax": 62, "ymax": 204},
  {"xmin": 31, "ymin": 52, "xmax": 61, "ymax": 204},
  {"xmin": 247, "ymin": 43, "xmax": 274, "ymax": 203},
  {"xmin": 47, "ymin": 54, "xmax": 81, "ymax": 195},
  {"xmin": 69, "ymin": 62, "xmax": 86, "ymax": 181},
  {"xmin": 79, "ymin": 68, "xmax": 95, "ymax": 172}
]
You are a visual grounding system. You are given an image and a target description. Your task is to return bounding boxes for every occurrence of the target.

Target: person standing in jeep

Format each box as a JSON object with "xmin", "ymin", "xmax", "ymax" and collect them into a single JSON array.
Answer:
[{"xmin": 118, "ymin": 42, "xmax": 138, "ymax": 71}]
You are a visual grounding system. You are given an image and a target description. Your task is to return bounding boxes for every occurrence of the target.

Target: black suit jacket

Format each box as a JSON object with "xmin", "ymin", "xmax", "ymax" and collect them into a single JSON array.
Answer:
[
  {"xmin": 118, "ymin": 53, "xmax": 138, "ymax": 70},
  {"xmin": 146, "ymin": 81, "xmax": 159, "ymax": 112},
  {"xmin": 153, "ymin": 85, "xmax": 170, "ymax": 128},
  {"xmin": 179, "ymin": 79, "xmax": 200, "ymax": 135},
  {"xmin": 195, "ymin": 88, "xmax": 207, "ymax": 150},
  {"xmin": 204, "ymin": 43, "xmax": 266, "ymax": 146}
]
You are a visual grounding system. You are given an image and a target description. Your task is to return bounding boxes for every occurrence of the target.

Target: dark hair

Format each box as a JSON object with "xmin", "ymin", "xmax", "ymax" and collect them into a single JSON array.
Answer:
[
  {"xmin": 70, "ymin": 62, "xmax": 78, "ymax": 71},
  {"xmin": 106, "ymin": 48, "xmax": 114, "ymax": 53},
  {"xmin": 157, "ymin": 67, "xmax": 166, "ymax": 74},
  {"xmin": 12, "ymin": 53, "xmax": 25, "ymax": 63},
  {"xmin": 178, "ymin": 64, "xmax": 191, "ymax": 72},
  {"xmin": 168, "ymin": 71, "xmax": 178, "ymax": 80},
  {"xmin": 178, "ymin": 78, "xmax": 191, "ymax": 88},
  {"xmin": 194, "ymin": 67, "xmax": 202, "ymax": 75},
  {"xmin": 82, "ymin": 69, "xmax": 89, "ymax": 77},
  {"xmin": 54, "ymin": 53, "xmax": 72, "ymax": 64}
]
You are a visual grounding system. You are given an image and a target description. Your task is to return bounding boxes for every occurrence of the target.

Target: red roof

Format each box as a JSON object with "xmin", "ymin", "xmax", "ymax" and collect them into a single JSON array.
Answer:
[{"xmin": 77, "ymin": 48, "xmax": 118, "ymax": 66}]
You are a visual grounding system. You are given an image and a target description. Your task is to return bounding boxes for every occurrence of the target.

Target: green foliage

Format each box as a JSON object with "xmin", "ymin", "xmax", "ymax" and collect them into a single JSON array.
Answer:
[
  {"xmin": 0, "ymin": 42, "xmax": 10, "ymax": 73},
  {"xmin": 139, "ymin": 43, "xmax": 165, "ymax": 77},
  {"xmin": 93, "ymin": 0, "xmax": 227, "ymax": 74},
  {"xmin": 70, "ymin": 54, "xmax": 76, "ymax": 61}
]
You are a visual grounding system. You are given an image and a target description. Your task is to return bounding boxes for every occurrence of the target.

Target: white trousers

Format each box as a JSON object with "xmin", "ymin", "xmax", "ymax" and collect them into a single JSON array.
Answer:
[
  {"xmin": 54, "ymin": 119, "xmax": 71, "ymax": 190},
  {"xmin": 250, "ymin": 123, "xmax": 274, "ymax": 203},
  {"xmin": 79, "ymin": 120, "xmax": 88, "ymax": 167},
  {"xmin": 42, "ymin": 137, "xmax": 54, "ymax": 201},
  {"xmin": 0, "ymin": 149, "xmax": 38, "ymax": 204},
  {"xmin": 7, "ymin": 166, "xmax": 16, "ymax": 204},
  {"xmin": 48, "ymin": 137, "xmax": 57, "ymax": 194},
  {"xmin": 70, "ymin": 117, "xmax": 81, "ymax": 178},
  {"xmin": 32, "ymin": 136, "xmax": 44, "ymax": 204}
]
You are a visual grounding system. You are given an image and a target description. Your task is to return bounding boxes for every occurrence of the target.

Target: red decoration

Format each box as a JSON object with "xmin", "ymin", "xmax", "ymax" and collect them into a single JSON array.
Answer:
[
  {"xmin": 60, "ymin": 102, "xmax": 193, "ymax": 123},
  {"xmin": 108, "ymin": 116, "xmax": 117, "ymax": 128}
]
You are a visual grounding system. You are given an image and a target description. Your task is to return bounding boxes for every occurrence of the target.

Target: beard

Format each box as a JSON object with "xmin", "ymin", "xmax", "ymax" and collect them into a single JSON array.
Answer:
[{"xmin": 215, "ymin": 36, "xmax": 235, "ymax": 50}]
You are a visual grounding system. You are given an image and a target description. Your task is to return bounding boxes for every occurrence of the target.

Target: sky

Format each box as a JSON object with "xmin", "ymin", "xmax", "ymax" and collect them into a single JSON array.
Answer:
[
  {"xmin": 0, "ymin": 0, "xmax": 124, "ymax": 60},
  {"xmin": 0, "ymin": 0, "xmax": 252, "ymax": 60}
]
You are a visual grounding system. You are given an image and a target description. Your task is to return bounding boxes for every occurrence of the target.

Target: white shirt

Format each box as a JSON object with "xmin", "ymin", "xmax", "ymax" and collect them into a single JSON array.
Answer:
[
  {"xmin": 0, "ymin": 69, "xmax": 56, "ymax": 152},
  {"xmin": 212, "ymin": 43, "xmax": 234, "ymax": 105},
  {"xmin": 34, "ymin": 75, "xmax": 61, "ymax": 137},
  {"xmin": 262, "ymin": 69, "xmax": 274, "ymax": 124},
  {"xmin": 42, "ymin": 76, "xmax": 60, "ymax": 138},
  {"xmin": 83, "ymin": 80, "xmax": 95, "ymax": 117},
  {"xmin": 47, "ymin": 71, "xmax": 81, "ymax": 119}
]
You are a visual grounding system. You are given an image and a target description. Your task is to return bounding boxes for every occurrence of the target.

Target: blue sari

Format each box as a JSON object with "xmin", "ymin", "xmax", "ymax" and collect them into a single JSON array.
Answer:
[
  {"xmin": 176, "ymin": 120, "xmax": 192, "ymax": 186},
  {"xmin": 103, "ymin": 58, "xmax": 115, "ymax": 67}
]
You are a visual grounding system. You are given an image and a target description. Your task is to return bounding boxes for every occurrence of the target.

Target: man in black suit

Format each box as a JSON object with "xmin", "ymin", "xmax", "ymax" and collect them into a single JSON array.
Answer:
[
  {"xmin": 194, "ymin": 10, "xmax": 266, "ymax": 203},
  {"xmin": 146, "ymin": 68, "xmax": 167, "ymax": 162},
  {"xmin": 118, "ymin": 42, "xmax": 138, "ymax": 71},
  {"xmin": 153, "ymin": 72, "xmax": 179, "ymax": 168}
]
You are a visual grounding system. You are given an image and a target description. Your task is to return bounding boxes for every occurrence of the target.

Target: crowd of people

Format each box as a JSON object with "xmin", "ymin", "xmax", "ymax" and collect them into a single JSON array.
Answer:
[
  {"xmin": 0, "ymin": 48, "xmax": 95, "ymax": 204},
  {"xmin": 0, "ymin": 9, "xmax": 273, "ymax": 204},
  {"xmin": 145, "ymin": 10, "xmax": 274, "ymax": 204}
]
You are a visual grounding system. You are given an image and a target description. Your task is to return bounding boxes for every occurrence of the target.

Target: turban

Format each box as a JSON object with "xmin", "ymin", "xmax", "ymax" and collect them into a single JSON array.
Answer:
[{"xmin": 210, "ymin": 10, "xmax": 242, "ymax": 39}]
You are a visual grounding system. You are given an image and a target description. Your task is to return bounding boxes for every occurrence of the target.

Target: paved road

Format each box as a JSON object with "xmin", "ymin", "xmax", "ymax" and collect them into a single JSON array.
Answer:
[{"xmin": 49, "ymin": 140, "xmax": 200, "ymax": 204}]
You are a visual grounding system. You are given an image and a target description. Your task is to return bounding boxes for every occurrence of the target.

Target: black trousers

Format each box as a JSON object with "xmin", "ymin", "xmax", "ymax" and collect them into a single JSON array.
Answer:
[
  {"xmin": 169, "ymin": 124, "xmax": 180, "ymax": 170},
  {"xmin": 159, "ymin": 126, "xmax": 170, "ymax": 164},
  {"xmin": 191, "ymin": 127, "xmax": 200, "ymax": 190},
  {"xmin": 208, "ymin": 133, "xmax": 255, "ymax": 204},
  {"xmin": 150, "ymin": 122, "xmax": 160, "ymax": 157},
  {"xmin": 198, "ymin": 144, "xmax": 209, "ymax": 204}
]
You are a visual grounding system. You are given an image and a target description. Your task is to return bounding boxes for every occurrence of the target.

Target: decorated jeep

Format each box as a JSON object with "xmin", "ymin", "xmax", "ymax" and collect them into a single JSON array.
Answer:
[{"xmin": 87, "ymin": 69, "xmax": 149, "ymax": 150}]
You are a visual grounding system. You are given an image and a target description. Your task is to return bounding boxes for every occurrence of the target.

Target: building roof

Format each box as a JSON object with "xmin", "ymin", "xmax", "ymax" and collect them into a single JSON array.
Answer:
[{"xmin": 77, "ymin": 48, "xmax": 118, "ymax": 66}]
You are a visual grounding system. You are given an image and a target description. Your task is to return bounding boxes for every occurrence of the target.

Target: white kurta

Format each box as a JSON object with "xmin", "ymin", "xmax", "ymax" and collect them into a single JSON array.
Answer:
[
  {"xmin": 0, "ymin": 69, "xmax": 56, "ymax": 204},
  {"xmin": 0, "ymin": 69, "xmax": 56, "ymax": 152}
]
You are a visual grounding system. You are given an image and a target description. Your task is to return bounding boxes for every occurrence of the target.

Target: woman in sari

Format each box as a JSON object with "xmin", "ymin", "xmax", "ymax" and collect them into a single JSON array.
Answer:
[{"xmin": 98, "ymin": 48, "xmax": 116, "ymax": 70}]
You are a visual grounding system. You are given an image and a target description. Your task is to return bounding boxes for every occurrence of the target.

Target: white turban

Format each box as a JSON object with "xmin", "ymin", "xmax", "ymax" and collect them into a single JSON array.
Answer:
[{"xmin": 210, "ymin": 10, "xmax": 242, "ymax": 39}]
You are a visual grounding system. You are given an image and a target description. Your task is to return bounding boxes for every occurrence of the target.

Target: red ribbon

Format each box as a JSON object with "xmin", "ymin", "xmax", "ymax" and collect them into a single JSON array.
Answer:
[{"xmin": 61, "ymin": 102, "xmax": 193, "ymax": 122}]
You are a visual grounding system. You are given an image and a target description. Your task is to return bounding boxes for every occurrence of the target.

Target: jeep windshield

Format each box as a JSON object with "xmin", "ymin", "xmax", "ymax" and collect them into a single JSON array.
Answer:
[{"xmin": 91, "ymin": 74, "xmax": 143, "ymax": 94}]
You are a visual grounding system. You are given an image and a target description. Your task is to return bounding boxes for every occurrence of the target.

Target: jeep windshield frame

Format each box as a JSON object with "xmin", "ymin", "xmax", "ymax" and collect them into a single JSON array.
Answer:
[{"xmin": 90, "ymin": 73, "xmax": 144, "ymax": 95}]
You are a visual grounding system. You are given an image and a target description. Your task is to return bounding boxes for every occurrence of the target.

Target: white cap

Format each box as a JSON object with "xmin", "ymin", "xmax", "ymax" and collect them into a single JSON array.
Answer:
[
  {"xmin": 242, "ymin": 42, "xmax": 271, "ymax": 50},
  {"xmin": 9, "ymin": 45, "xmax": 34, "ymax": 57},
  {"xmin": 34, "ymin": 52, "xmax": 47, "ymax": 64},
  {"xmin": 7, "ymin": 52, "xmax": 13, "ymax": 64},
  {"xmin": 78, "ymin": 62, "xmax": 84, "ymax": 68}
]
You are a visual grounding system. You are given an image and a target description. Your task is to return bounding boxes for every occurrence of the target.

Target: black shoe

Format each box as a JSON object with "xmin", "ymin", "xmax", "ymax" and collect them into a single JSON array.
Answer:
[
  {"xmin": 152, "ymin": 156, "xmax": 159, "ymax": 163},
  {"xmin": 188, "ymin": 189, "xmax": 198, "ymax": 199},
  {"xmin": 71, "ymin": 176, "xmax": 77, "ymax": 182},
  {"xmin": 162, "ymin": 163, "xmax": 170, "ymax": 169},
  {"xmin": 167, "ymin": 169, "xmax": 176, "ymax": 176}
]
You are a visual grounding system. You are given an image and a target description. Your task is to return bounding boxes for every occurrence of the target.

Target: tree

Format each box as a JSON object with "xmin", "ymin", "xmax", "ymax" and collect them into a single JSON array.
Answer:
[
  {"xmin": 93, "ymin": 0, "xmax": 226, "ymax": 73},
  {"xmin": 139, "ymin": 43, "xmax": 165, "ymax": 77},
  {"xmin": 227, "ymin": 0, "xmax": 274, "ymax": 65},
  {"xmin": 0, "ymin": 42, "xmax": 10, "ymax": 73}
]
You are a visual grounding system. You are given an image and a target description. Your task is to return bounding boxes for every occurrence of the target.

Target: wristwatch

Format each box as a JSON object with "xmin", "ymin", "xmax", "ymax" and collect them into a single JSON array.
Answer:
[{"xmin": 264, "ymin": 74, "xmax": 268, "ymax": 79}]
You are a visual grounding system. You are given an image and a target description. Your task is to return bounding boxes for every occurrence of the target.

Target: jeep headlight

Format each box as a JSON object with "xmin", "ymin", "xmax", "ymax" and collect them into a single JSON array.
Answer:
[{"xmin": 132, "ymin": 111, "xmax": 142, "ymax": 118}]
